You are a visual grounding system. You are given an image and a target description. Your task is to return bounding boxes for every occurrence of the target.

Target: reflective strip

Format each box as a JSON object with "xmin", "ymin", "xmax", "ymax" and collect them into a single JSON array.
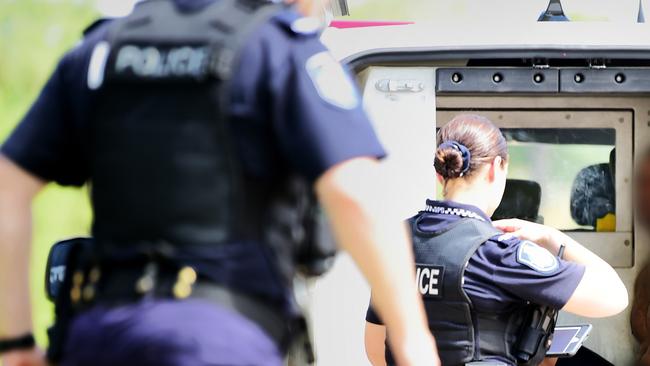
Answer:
[
  {"xmin": 423, "ymin": 204, "xmax": 486, "ymax": 222},
  {"xmin": 88, "ymin": 41, "xmax": 111, "ymax": 90}
]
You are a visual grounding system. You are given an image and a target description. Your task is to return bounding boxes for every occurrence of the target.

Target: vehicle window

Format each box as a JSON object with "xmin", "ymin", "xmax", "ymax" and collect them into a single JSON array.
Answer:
[
  {"xmin": 435, "ymin": 128, "xmax": 617, "ymax": 232},
  {"xmin": 503, "ymin": 128, "xmax": 616, "ymax": 232},
  {"xmin": 436, "ymin": 109, "xmax": 633, "ymax": 235}
]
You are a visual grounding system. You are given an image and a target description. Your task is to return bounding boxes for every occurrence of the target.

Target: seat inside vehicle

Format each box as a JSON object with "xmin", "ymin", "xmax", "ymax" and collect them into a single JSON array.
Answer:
[
  {"xmin": 570, "ymin": 163, "xmax": 616, "ymax": 231},
  {"xmin": 492, "ymin": 179, "xmax": 543, "ymax": 223}
]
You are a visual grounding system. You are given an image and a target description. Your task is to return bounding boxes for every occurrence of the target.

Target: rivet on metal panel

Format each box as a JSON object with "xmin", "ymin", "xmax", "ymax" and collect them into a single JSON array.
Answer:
[
  {"xmin": 574, "ymin": 73, "xmax": 585, "ymax": 83},
  {"xmin": 625, "ymin": 178, "xmax": 630, "ymax": 183},
  {"xmin": 498, "ymin": 115, "xmax": 503, "ymax": 120},
  {"xmin": 619, "ymin": 118, "xmax": 625, "ymax": 123},
  {"xmin": 625, "ymin": 240, "xmax": 631, "ymax": 247},
  {"xmin": 565, "ymin": 114, "xmax": 571, "ymax": 120},
  {"xmin": 615, "ymin": 73, "xmax": 626, "ymax": 84}
]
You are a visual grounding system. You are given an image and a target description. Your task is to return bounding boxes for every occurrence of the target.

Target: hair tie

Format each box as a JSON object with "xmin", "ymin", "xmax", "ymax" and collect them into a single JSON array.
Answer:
[{"xmin": 439, "ymin": 140, "xmax": 471, "ymax": 176}]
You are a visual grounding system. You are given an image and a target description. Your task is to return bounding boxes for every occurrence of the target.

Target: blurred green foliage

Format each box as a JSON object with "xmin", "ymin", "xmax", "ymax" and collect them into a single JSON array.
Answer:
[{"xmin": 0, "ymin": 0, "xmax": 97, "ymax": 345}]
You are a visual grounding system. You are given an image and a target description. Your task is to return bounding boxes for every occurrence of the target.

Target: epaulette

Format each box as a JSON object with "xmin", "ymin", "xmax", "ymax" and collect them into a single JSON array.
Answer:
[
  {"xmin": 492, "ymin": 233, "xmax": 520, "ymax": 246},
  {"xmin": 274, "ymin": 10, "xmax": 321, "ymax": 37}
]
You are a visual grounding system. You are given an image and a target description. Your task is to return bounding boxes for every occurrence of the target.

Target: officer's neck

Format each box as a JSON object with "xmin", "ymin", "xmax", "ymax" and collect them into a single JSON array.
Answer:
[{"xmin": 443, "ymin": 182, "xmax": 492, "ymax": 217}]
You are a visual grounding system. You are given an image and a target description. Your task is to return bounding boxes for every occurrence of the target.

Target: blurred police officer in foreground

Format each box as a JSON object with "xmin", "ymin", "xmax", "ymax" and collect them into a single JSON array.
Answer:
[{"xmin": 0, "ymin": 0, "xmax": 440, "ymax": 365}]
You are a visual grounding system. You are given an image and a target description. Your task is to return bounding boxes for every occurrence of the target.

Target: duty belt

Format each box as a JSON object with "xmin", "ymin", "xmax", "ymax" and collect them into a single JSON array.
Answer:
[{"xmin": 69, "ymin": 263, "xmax": 289, "ymax": 348}]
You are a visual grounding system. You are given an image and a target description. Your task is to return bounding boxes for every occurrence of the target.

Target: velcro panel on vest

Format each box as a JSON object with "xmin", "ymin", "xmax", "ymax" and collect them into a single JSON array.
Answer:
[
  {"xmin": 91, "ymin": 83, "xmax": 236, "ymax": 247},
  {"xmin": 410, "ymin": 218, "xmax": 501, "ymax": 364}
]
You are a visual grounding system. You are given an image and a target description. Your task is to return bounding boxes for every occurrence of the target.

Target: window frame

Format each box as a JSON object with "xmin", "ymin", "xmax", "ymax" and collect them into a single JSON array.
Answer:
[{"xmin": 437, "ymin": 109, "xmax": 634, "ymax": 267}]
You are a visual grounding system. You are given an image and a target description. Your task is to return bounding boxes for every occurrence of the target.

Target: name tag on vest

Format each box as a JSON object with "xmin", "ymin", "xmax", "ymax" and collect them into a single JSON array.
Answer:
[{"xmin": 415, "ymin": 264, "xmax": 444, "ymax": 299}]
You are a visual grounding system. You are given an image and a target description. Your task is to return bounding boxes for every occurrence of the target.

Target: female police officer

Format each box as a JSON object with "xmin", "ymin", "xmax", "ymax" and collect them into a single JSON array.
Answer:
[
  {"xmin": 365, "ymin": 114, "xmax": 628, "ymax": 366},
  {"xmin": 0, "ymin": 0, "xmax": 439, "ymax": 365}
]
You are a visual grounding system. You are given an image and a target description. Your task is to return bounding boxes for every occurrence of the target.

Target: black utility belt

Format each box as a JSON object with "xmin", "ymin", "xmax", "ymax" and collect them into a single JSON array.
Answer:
[{"xmin": 71, "ymin": 264, "xmax": 289, "ymax": 348}]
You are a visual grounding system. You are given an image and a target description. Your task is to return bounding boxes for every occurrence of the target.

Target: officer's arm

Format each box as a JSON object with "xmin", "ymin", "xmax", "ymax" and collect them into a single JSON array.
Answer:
[
  {"xmin": 0, "ymin": 156, "xmax": 44, "ymax": 338},
  {"xmin": 550, "ymin": 230, "xmax": 629, "ymax": 318},
  {"xmin": 315, "ymin": 157, "xmax": 440, "ymax": 366},
  {"xmin": 495, "ymin": 219, "xmax": 628, "ymax": 318},
  {"xmin": 365, "ymin": 321, "xmax": 387, "ymax": 366}
]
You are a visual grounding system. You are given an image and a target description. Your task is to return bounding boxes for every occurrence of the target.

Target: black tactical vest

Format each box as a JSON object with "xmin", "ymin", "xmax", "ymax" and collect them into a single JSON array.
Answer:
[
  {"xmin": 396, "ymin": 218, "xmax": 532, "ymax": 366},
  {"xmin": 88, "ymin": 0, "xmax": 335, "ymax": 278}
]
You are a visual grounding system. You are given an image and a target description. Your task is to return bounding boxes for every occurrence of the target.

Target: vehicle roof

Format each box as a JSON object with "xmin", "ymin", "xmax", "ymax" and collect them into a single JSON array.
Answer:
[{"xmin": 322, "ymin": 22, "xmax": 650, "ymax": 64}]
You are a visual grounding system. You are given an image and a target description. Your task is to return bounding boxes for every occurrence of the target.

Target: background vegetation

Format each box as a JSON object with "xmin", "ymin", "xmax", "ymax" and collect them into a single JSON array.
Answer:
[{"xmin": 1, "ymin": 0, "xmax": 96, "ymax": 344}]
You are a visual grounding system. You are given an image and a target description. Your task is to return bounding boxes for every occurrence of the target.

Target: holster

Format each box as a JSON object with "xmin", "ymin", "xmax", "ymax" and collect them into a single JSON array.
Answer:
[
  {"xmin": 45, "ymin": 237, "xmax": 94, "ymax": 363},
  {"xmin": 265, "ymin": 176, "xmax": 337, "ymax": 280},
  {"xmin": 515, "ymin": 305, "xmax": 558, "ymax": 366}
]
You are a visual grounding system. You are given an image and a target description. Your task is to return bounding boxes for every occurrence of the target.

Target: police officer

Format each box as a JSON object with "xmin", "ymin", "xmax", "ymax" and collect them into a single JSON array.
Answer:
[
  {"xmin": 364, "ymin": 114, "xmax": 628, "ymax": 366},
  {"xmin": 0, "ymin": 0, "xmax": 440, "ymax": 365}
]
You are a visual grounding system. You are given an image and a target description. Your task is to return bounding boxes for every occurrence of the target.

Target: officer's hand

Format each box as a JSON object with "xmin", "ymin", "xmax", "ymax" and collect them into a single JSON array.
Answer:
[
  {"xmin": 390, "ymin": 330, "xmax": 441, "ymax": 366},
  {"xmin": 493, "ymin": 219, "xmax": 561, "ymax": 253},
  {"xmin": 1, "ymin": 348, "xmax": 47, "ymax": 366}
]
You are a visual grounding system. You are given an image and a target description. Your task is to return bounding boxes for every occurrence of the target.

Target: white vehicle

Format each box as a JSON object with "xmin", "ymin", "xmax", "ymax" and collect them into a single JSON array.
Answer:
[{"xmin": 309, "ymin": 1, "xmax": 648, "ymax": 365}]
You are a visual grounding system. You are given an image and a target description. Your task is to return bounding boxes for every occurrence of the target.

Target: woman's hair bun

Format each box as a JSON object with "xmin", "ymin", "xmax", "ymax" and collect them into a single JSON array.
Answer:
[{"xmin": 435, "ymin": 145, "xmax": 464, "ymax": 179}]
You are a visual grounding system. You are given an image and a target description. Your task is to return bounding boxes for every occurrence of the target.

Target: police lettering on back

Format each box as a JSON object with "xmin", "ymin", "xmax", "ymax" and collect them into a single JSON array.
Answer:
[
  {"xmin": 114, "ymin": 44, "xmax": 211, "ymax": 79},
  {"xmin": 416, "ymin": 264, "xmax": 443, "ymax": 298}
]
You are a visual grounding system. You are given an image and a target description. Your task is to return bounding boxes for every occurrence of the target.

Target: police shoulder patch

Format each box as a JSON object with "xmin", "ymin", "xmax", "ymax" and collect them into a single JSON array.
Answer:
[
  {"xmin": 305, "ymin": 51, "xmax": 359, "ymax": 110},
  {"xmin": 516, "ymin": 241, "xmax": 559, "ymax": 274}
]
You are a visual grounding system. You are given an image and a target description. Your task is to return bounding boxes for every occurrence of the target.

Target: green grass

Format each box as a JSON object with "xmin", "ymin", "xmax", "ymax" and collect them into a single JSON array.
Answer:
[{"xmin": 1, "ymin": 0, "xmax": 97, "ymax": 345}]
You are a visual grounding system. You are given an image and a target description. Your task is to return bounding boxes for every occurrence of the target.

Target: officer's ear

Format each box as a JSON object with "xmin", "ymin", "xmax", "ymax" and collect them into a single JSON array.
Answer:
[{"xmin": 486, "ymin": 156, "xmax": 504, "ymax": 183}]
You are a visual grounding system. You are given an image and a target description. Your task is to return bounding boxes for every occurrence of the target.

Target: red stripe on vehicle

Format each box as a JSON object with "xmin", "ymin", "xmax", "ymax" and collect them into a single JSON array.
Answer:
[{"xmin": 328, "ymin": 20, "xmax": 414, "ymax": 29}]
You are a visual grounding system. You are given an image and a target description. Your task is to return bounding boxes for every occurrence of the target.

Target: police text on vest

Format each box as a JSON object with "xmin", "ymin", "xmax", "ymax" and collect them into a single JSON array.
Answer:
[{"xmin": 415, "ymin": 264, "xmax": 444, "ymax": 299}]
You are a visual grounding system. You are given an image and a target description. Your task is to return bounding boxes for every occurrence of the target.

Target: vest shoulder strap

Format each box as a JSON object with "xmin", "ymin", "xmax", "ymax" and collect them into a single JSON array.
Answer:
[{"xmin": 411, "ymin": 218, "xmax": 502, "ymax": 304}]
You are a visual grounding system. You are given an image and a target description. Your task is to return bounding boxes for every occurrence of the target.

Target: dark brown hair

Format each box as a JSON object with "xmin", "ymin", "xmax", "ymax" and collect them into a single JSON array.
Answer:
[{"xmin": 434, "ymin": 114, "xmax": 508, "ymax": 179}]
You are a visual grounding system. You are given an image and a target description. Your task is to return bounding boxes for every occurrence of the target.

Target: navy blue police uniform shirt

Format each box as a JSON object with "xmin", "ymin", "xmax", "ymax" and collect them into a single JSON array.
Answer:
[
  {"xmin": 1, "ymin": 0, "xmax": 385, "ymax": 313},
  {"xmin": 366, "ymin": 200, "xmax": 586, "ymax": 324}
]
